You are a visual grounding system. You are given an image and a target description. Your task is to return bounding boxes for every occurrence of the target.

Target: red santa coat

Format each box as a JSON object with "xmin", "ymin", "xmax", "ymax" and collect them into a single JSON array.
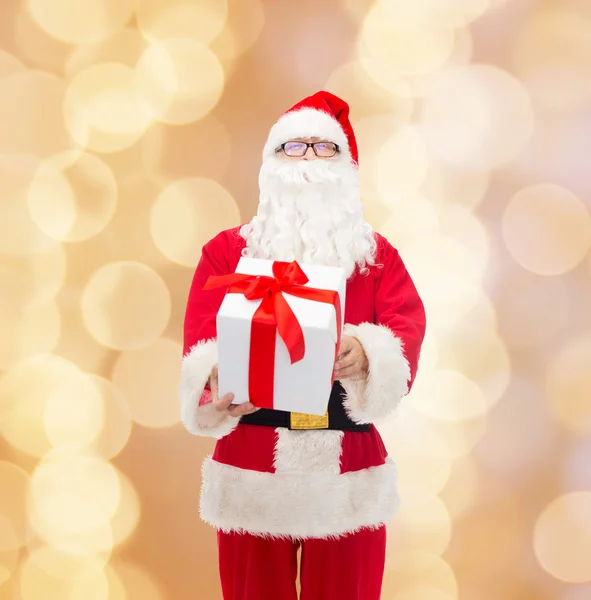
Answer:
[{"xmin": 179, "ymin": 226, "xmax": 426, "ymax": 539}]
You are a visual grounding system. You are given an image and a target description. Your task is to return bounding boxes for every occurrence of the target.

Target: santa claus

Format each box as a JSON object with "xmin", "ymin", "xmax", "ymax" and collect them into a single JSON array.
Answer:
[{"xmin": 179, "ymin": 91, "xmax": 426, "ymax": 600}]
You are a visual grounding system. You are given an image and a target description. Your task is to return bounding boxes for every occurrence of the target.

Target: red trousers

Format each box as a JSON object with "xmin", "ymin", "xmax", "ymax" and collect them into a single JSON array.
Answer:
[{"xmin": 217, "ymin": 525, "xmax": 386, "ymax": 600}]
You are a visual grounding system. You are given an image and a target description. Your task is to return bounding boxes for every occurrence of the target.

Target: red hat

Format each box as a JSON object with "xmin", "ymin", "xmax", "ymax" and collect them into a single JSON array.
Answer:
[{"xmin": 263, "ymin": 91, "xmax": 359, "ymax": 166}]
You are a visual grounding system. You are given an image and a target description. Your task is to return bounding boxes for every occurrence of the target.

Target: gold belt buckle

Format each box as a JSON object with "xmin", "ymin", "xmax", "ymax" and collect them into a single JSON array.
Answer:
[{"xmin": 290, "ymin": 409, "xmax": 329, "ymax": 430}]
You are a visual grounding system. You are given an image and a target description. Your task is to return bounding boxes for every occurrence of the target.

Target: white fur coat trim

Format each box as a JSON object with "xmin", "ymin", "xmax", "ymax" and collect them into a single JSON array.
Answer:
[
  {"xmin": 340, "ymin": 323, "xmax": 411, "ymax": 424},
  {"xmin": 199, "ymin": 456, "xmax": 399, "ymax": 539},
  {"xmin": 179, "ymin": 339, "xmax": 240, "ymax": 439},
  {"xmin": 263, "ymin": 107, "xmax": 352, "ymax": 163}
]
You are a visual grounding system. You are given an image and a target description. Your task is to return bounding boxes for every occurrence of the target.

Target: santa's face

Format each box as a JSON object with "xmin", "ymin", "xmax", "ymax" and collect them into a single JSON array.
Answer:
[{"xmin": 240, "ymin": 138, "xmax": 375, "ymax": 277}]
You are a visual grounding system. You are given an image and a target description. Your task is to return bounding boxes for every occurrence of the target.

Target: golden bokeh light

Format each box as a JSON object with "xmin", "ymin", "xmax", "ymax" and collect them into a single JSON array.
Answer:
[
  {"xmin": 84, "ymin": 377, "xmax": 132, "ymax": 460},
  {"xmin": 27, "ymin": 151, "xmax": 118, "ymax": 243},
  {"xmin": 109, "ymin": 561, "xmax": 165, "ymax": 600},
  {"xmin": 8, "ymin": 299, "xmax": 61, "ymax": 365},
  {"xmin": 546, "ymin": 337, "xmax": 591, "ymax": 435},
  {"xmin": 384, "ymin": 553, "xmax": 457, "ymax": 597},
  {"xmin": 64, "ymin": 62, "xmax": 153, "ymax": 153},
  {"xmin": 375, "ymin": 0, "xmax": 489, "ymax": 28},
  {"xmin": 496, "ymin": 267, "xmax": 569, "ymax": 349},
  {"xmin": 0, "ymin": 462, "xmax": 30, "ymax": 551},
  {"xmin": 376, "ymin": 126, "xmax": 430, "ymax": 198},
  {"xmin": 81, "ymin": 261, "xmax": 171, "ymax": 351},
  {"xmin": 0, "ymin": 71, "xmax": 76, "ymax": 158},
  {"xmin": 438, "ymin": 456, "xmax": 478, "ymax": 518},
  {"xmin": 387, "ymin": 494, "xmax": 452, "ymax": 563},
  {"xmin": 502, "ymin": 184, "xmax": 591, "ymax": 276},
  {"xmin": 136, "ymin": 0, "xmax": 228, "ymax": 45},
  {"xmin": 0, "ymin": 541, "xmax": 20, "ymax": 586},
  {"xmin": 26, "ymin": 542, "xmax": 109, "ymax": 581},
  {"xmin": 423, "ymin": 163, "xmax": 490, "ymax": 210},
  {"xmin": 65, "ymin": 28, "xmax": 149, "ymax": 78},
  {"xmin": 18, "ymin": 549, "xmax": 110, "ymax": 600},
  {"xmin": 111, "ymin": 337, "xmax": 182, "ymax": 428},
  {"xmin": 413, "ymin": 369, "xmax": 488, "ymax": 421},
  {"xmin": 359, "ymin": 3, "xmax": 456, "ymax": 76},
  {"xmin": 26, "ymin": 0, "xmax": 133, "ymax": 45},
  {"xmin": 140, "ymin": 115, "xmax": 232, "ymax": 183},
  {"xmin": 110, "ymin": 470, "xmax": 141, "ymax": 547},
  {"xmin": 514, "ymin": 7, "xmax": 591, "ymax": 109},
  {"xmin": 150, "ymin": 177, "xmax": 241, "ymax": 266},
  {"xmin": 0, "ymin": 48, "xmax": 26, "ymax": 77},
  {"xmin": 29, "ymin": 453, "xmax": 120, "ymax": 534},
  {"xmin": 534, "ymin": 492, "xmax": 591, "ymax": 583},
  {"xmin": 0, "ymin": 354, "xmax": 82, "ymax": 457},
  {"xmin": 393, "ymin": 587, "xmax": 456, "ymax": 600},
  {"xmin": 136, "ymin": 39, "xmax": 225, "ymax": 125},
  {"xmin": 325, "ymin": 60, "xmax": 414, "ymax": 121},
  {"xmin": 421, "ymin": 65, "xmax": 534, "ymax": 168},
  {"xmin": 43, "ymin": 373, "xmax": 105, "ymax": 450}
]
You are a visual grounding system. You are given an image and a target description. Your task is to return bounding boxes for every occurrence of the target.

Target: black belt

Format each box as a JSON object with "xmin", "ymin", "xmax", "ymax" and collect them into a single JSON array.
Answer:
[{"xmin": 239, "ymin": 382, "xmax": 370, "ymax": 432}]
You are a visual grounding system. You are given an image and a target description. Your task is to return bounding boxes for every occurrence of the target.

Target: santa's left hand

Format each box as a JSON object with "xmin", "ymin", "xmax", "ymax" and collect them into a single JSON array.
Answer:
[{"xmin": 334, "ymin": 335, "xmax": 369, "ymax": 381}]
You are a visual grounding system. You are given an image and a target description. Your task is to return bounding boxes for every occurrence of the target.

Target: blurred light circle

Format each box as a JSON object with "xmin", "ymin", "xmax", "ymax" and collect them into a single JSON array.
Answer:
[
  {"xmin": 0, "ymin": 354, "xmax": 82, "ymax": 457},
  {"xmin": 439, "ymin": 456, "xmax": 478, "ymax": 518},
  {"xmin": 0, "ymin": 72, "xmax": 77, "ymax": 158},
  {"xmin": 112, "ymin": 338, "xmax": 183, "ymax": 428},
  {"xmin": 0, "ymin": 539, "xmax": 20, "ymax": 585},
  {"xmin": 150, "ymin": 177, "xmax": 241, "ymax": 266},
  {"xmin": 438, "ymin": 326, "xmax": 511, "ymax": 409},
  {"xmin": 65, "ymin": 29, "xmax": 149, "ymax": 78},
  {"xmin": 387, "ymin": 494, "xmax": 452, "ymax": 561},
  {"xmin": 413, "ymin": 369, "xmax": 488, "ymax": 421},
  {"xmin": 376, "ymin": 0, "xmax": 489, "ymax": 28},
  {"xmin": 423, "ymin": 163, "xmax": 490, "ymax": 210},
  {"xmin": 514, "ymin": 8, "xmax": 591, "ymax": 109},
  {"xmin": 396, "ymin": 404, "xmax": 488, "ymax": 460},
  {"xmin": 496, "ymin": 267, "xmax": 569, "ymax": 349},
  {"xmin": 81, "ymin": 261, "xmax": 171, "ymax": 351},
  {"xmin": 384, "ymin": 552, "xmax": 457, "ymax": 597},
  {"xmin": 27, "ymin": 151, "xmax": 118, "ymax": 243},
  {"xmin": 43, "ymin": 373, "xmax": 105, "ymax": 450},
  {"xmin": 0, "ymin": 49, "xmax": 26, "ymax": 78},
  {"xmin": 109, "ymin": 561, "xmax": 165, "ymax": 600},
  {"xmin": 110, "ymin": 470, "xmax": 140, "ymax": 547},
  {"xmin": 376, "ymin": 126, "xmax": 430, "ymax": 197},
  {"xmin": 547, "ymin": 337, "xmax": 591, "ymax": 435},
  {"xmin": 26, "ymin": 0, "xmax": 133, "ymax": 44},
  {"xmin": 84, "ymin": 377, "xmax": 132, "ymax": 460},
  {"xmin": 421, "ymin": 64, "xmax": 534, "ymax": 168},
  {"xmin": 0, "ymin": 295, "xmax": 61, "ymax": 370},
  {"xmin": 136, "ymin": 0, "xmax": 227, "ymax": 44},
  {"xmin": 393, "ymin": 588, "xmax": 455, "ymax": 600},
  {"xmin": 0, "ymin": 155, "xmax": 59, "ymax": 256},
  {"xmin": 27, "ymin": 544, "xmax": 108, "ymax": 581},
  {"xmin": 19, "ymin": 549, "xmax": 109, "ymax": 600},
  {"xmin": 534, "ymin": 492, "xmax": 591, "ymax": 583},
  {"xmin": 64, "ymin": 62, "xmax": 153, "ymax": 154},
  {"xmin": 359, "ymin": 3, "xmax": 456, "ymax": 75},
  {"xmin": 140, "ymin": 116, "xmax": 232, "ymax": 183},
  {"xmin": 502, "ymin": 184, "xmax": 591, "ymax": 276},
  {"xmin": 29, "ymin": 454, "xmax": 120, "ymax": 534},
  {"xmin": 0, "ymin": 462, "xmax": 30, "ymax": 551},
  {"xmin": 27, "ymin": 507, "xmax": 113, "ymax": 568},
  {"xmin": 325, "ymin": 60, "xmax": 414, "ymax": 121},
  {"xmin": 136, "ymin": 39, "xmax": 225, "ymax": 125}
]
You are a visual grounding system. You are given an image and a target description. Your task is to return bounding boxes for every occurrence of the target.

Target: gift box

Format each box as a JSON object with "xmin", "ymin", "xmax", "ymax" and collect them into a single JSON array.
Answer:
[{"xmin": 205, "ymin": 258, "xmax": 347, "ymax": 416}]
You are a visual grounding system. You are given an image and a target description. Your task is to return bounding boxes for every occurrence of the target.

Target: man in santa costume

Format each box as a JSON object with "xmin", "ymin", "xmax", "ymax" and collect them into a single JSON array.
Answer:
[{"xmin": 180, "ymin": 91, "xmax": 426, "ymax": 600}]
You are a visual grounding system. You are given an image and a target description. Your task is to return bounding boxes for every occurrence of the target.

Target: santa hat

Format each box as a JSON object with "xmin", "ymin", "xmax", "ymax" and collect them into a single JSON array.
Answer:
[{"xmin": 262, "ymin": 91, "xmax": 359, "ymax": 166}]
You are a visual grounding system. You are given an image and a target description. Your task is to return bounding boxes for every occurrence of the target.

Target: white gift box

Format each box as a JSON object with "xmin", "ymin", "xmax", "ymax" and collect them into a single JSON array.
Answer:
[{"xmin": 216, "ymin": 258, "xmax": 347, "ymax": 415}]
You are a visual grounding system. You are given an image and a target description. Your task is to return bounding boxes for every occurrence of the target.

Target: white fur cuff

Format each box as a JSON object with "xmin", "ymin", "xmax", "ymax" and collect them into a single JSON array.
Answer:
[
  {"xmin": 340, "ymin": 323, "xmax": 411, "ymax": 424},
  {"xmin": 179, "ymin": 339, "xmax": 240, "ymax": 439}
]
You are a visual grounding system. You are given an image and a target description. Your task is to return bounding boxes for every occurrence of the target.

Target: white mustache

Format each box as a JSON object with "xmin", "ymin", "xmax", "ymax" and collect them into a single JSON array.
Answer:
[{"xmin": 261, "ymin": 156, "xmax": 344, "ymax": 187}]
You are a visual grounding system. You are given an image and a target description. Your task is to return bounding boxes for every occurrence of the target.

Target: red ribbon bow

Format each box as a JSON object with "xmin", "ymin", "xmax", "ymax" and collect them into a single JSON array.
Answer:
[{"xmin": 204, "ymin": 261, "xmax": 342, "ymax": 409}]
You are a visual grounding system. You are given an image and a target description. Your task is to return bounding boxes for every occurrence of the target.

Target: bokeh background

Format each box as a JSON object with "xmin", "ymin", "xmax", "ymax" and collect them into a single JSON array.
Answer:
[{"xmin": 1, "ymin": 0, "xmax": 590, "ymax": 598}]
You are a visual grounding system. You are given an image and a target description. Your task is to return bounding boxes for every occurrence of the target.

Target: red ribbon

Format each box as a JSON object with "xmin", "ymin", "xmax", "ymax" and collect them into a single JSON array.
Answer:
[{"xmin": 204, "ymin": 261, "xmax": 342, "ymax": 409}]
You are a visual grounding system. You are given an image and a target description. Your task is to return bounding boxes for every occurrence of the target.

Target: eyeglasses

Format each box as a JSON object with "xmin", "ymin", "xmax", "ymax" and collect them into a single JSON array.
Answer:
[{"xmin": 276, "ymin": 141, "xmax": 340, "ymax": 158}]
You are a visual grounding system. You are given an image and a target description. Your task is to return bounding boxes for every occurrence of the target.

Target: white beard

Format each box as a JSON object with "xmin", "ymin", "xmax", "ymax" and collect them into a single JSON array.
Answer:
[{"xmin": 240, "ymin": 155, "xmax": 376, "ymax": 278}]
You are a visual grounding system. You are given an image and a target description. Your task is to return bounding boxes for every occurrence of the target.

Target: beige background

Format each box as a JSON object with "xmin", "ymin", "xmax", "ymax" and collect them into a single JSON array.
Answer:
[{"xmin": 1, "ymin": 0, "xmax": 591, "ymax": 598}]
